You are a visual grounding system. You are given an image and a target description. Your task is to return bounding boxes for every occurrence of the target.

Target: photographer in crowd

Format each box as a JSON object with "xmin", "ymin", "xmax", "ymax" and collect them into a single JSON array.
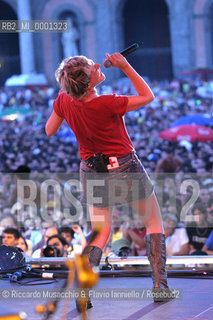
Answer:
[{"xmin": 45, "ymin": 234, "xmax": 69, "ymax": 257}]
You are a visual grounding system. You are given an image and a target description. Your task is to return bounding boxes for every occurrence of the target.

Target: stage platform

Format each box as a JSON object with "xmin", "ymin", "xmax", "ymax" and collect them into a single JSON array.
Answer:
[{"xmin": 0, "ymin": 275, "xmax": 212, "ymax": 320}]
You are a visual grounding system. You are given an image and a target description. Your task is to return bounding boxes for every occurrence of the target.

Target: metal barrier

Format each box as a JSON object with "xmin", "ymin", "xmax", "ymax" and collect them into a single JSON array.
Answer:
[{"xmin": 26, "ymin": 255, "xmax": 213, "ymax": 266}]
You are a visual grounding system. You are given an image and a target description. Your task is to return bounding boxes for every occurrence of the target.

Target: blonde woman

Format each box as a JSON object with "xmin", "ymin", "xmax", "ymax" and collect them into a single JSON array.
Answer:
[{"xmin": 46, "ymin": 52, "xmax": 170, "ymax": 304}]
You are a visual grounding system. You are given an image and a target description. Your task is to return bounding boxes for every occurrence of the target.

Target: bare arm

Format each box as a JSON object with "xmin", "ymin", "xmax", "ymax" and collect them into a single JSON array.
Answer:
[
  {"xmin": 45, "ymin": 110, "xmax": 64, "ymax": 136},
  {"xmin": 105, "ymin": 52, "xmax": 155, "ymax": 112},
  {"xmin": 202, "ymin": 245, "xmax": 213, "ymax": 255},
  {"xmin": 72, "ymin": 225, "xmax": 87, "ymax": 250},
  {"xmin": 173, "ymin": 243, "xmax": 190, "ymax": 256}
]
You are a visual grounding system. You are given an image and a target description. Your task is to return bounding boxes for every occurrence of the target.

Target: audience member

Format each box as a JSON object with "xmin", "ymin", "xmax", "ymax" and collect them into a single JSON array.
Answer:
[
  {"xmin": 202, "ymin": 230, "xmax": 213, "ymax": 255},
  {"xmin": 122, "ymin": 219, "xmax": 146, "ymax": 255},
  {"xmin": 163, "ymin": 213, "xmax": 189, "ymax": 255},
  {"xmin": 155, "ymin": 148, "xmax": 182, "ymax": 175},
  {"xmin": 32, "ymin": 226, "xmax": 58, "ymax": 257},
  {"xmin": 0, "ymin": 215, "xmax": 18, "ymax": 235},
  {"xmin": 46, "ymin": 234, "xmax": 69, "ymax": 257},
  {"xmin": 59, "ymin": 224, "xmax": 87, "ymax": 256},
  {"xmin": 16, "ymin": 236, "xmax": 32, "ymax": 256},
  {"xmin": 110, "ymin": 239, "xmax": 131, "ymax": 257},
  {"xmin": 59, "ymin": 225, "xmax": 74, "ymax": 244},
  {"xmin": 2, "ymin": 227, "xmax": 20, "ymax": 246},
  {"xmin": 186, "ymin": 203, "xmax": 213, "ymax": 255}
]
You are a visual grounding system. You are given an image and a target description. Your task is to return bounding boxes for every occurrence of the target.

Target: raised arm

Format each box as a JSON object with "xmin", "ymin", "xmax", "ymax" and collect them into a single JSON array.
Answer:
[
  {"xmin": 72, "ymin": 225, "xmax": 87, "ymax": 250},
  {"xmin": 105, "ymin": 52, "xmax": 155, "ymax": 112},
  {"xmin": 45, "ymin": 110, "xmax": 64, "ymax": 136}
]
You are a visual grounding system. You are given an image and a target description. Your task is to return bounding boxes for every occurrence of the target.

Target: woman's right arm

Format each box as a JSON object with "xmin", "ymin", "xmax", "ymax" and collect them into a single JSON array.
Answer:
[
  {"xmin": 45, "ymin": 110, "xmax": 64, "ymax": 136},
  {"xmin": 106, "ymin": 52, "xmax": 155, "ymax": 112}
]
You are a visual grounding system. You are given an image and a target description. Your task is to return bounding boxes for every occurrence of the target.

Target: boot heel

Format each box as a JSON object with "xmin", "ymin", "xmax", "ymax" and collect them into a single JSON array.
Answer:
[{"xmin": 152, "ymin": 287, "xmax": 175, "ymax": 302}]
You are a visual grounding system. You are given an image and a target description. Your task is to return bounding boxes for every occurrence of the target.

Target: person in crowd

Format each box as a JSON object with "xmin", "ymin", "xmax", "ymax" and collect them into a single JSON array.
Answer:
[
  {"xmin": 155, "ymin": 147, "xmax": 182, "ymax": 175},
  {"xmin": 199, "ymin": 187, "xmax": 210, "ymax": 206},
  {"xmin": 2, "ymin": 227, "xmax": 20, "ymax": 246},
  {"xmin": 33, "ymin": 235, "xmax": 69, "ymax": 268},
  {"xmin": 111, "ymin": 216, "xmax": 123, "ymax": 242},
  {"xmin": 201, "ymin": 199, "xmax": 213, "ymax": 255},
  {"xmin": 109, "ymin": 238, "xmax": 132, "ymax": 257},
  {"xmin": 46, "ymin": 234, "xmax": 69, "ymax": 257},
  {"xmin": 16, "ymin": 236, "xmax": 30, "ymax": 255},
  {"xmin": 202, "ymin": 230, "xmax": 213, "ymax": 255},
  {"xmin": 9, "ymin": 165, "xmax": 49, "ymax": 216},
  {"xmin": 207, "ymin": 201, "xmax": 213, "ymax": 228},
  {"xmin": 24, "ymin": 216, "xmax": 42, "ymax": 247},
  {"xmin": 32, "ymin": 221, "xmax": 56, "ymax": 249},
  {"xmin": 32, "ymin": 226, "xmax": 58, "ymax": 257},
  {"xmin": 163, "ymin": 213, "xmax": 189, "ymax": 255},
  {"xmin": 0, "ymin": 214, "xmax": 18, "ymax": 235},
  {"xmin": 59, "ymin": 225, "xmax": 74, "ymax": 244},
  {"xmin": 186, "ymin": 203, "xmax": 213, "ymax": 255},
  {"xmin": 45, "ymin": 51, "xmax": 171, "ymax": 306},
  {"xmin": 122, "ymin": 218, "xmax": 147, "ymax": 255},
  {"xmin": 59, "ymin": 224, "xmax": 87, "ymax": 256}
]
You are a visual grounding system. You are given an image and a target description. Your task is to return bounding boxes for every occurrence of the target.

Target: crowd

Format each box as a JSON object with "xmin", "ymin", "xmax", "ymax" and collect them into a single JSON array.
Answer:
[{"xmin": 0, "ymin": 76, "xmax": 213, "ymax": 261}]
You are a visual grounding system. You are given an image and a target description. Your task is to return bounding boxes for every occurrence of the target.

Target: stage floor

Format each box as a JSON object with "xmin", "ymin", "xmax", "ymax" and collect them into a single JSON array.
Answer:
[{"xmin": 0, "ymin": 276, "xmax": 213, "ymax": 320}]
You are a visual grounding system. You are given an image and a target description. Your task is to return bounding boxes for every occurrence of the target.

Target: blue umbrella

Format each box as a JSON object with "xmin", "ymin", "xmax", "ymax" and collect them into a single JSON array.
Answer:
[{"xmin": 170, "ymin": 115, "xmax": 213, "ymax": 127}]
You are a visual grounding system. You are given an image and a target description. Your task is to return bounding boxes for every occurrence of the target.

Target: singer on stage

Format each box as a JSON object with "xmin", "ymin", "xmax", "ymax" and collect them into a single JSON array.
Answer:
[{"xmin": 46, "ymin": 51, "xmax": 171, "ymax": 304}]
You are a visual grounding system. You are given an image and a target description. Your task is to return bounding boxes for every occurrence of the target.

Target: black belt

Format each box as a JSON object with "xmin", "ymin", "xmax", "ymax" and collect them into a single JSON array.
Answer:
[{"xmin": 86, "ymin": 153, "xmax": 134, "ymax": 172}]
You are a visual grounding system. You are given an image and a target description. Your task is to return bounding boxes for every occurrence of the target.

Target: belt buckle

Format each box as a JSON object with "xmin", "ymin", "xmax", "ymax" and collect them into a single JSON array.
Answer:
[
  {"xmin": 86, "ymin": 157, "xmax": 94, "ymax": 168},
  {"xmin": 107, "ymin": 157, "xmax": 119, "ymax": 170}
]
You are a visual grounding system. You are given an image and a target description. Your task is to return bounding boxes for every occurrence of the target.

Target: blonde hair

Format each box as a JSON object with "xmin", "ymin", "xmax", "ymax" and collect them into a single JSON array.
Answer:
[{"xmin": 55, "ymin": 56, "xmax": 92, "ymax": 99}]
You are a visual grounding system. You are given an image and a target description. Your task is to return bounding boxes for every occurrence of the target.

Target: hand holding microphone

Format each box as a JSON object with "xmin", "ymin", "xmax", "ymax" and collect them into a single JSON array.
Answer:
[{"xmin": 103, "ymin": 43, "xmax": 140, "ymax": 68}]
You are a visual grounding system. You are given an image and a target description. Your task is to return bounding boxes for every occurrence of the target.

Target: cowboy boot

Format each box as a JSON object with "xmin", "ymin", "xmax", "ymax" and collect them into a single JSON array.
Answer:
[
  {"xmin": 83, "ymin": 245, "xmax": 103, "ymax": 267},
  {"xmin": 76, "ymin": 245, "xmax": 102, "ymax": 312},
  {"xmin": 146, "ymin": 233, "xmax": 173, "ymax": 302}
]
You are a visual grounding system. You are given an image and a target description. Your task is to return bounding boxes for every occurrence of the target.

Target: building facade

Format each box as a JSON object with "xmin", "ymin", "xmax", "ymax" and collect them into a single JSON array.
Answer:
[{"xmin": 0, "ymin": 0, "xmax": 213, "ymax": 85}]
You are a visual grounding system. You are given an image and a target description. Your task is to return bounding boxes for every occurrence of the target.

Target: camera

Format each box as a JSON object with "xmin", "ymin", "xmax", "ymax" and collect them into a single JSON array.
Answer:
[
  {"xmin": 43, "ymin": 245, "xmax": 60, "ymax": 257},
  {"xmin": 117, "ymin": 247, "xmax": 131, "ymax": 257}
]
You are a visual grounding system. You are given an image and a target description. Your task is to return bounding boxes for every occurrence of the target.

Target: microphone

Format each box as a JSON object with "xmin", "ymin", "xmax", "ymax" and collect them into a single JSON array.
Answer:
[{"xmin": 103, "ymin": 43, "xmax": 140, "ymax": 68}]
